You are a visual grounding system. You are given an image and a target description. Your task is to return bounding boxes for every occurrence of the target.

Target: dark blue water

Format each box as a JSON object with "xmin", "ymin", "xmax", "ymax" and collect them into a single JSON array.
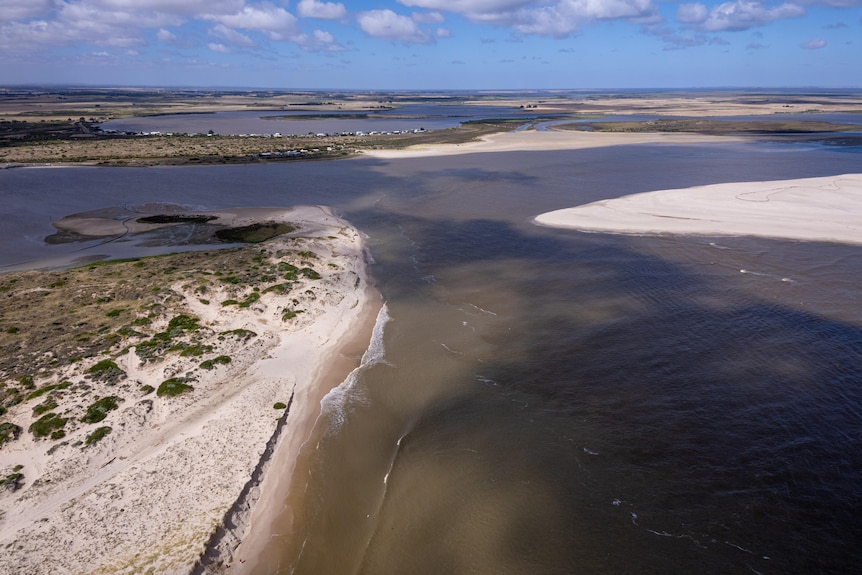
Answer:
[
  {"xmin": 97, "ymin": 103, "xmax": 533, "ymax": 136},
  {"xmin": 2, "ymin": 139, "xmax": 862, "ymax": 573}
]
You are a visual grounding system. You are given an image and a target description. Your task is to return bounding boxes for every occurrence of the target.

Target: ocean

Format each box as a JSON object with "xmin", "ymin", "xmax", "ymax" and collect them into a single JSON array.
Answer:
[{"xmin": 2, "ymin": 138, "xmax": 861, "ymax": 573}]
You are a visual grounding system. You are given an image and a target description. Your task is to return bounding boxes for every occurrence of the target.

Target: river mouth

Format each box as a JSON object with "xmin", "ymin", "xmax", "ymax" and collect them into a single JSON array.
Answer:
[{"xmin": 3, "ymin": 135, "xmax": 862, "ymax": 574}]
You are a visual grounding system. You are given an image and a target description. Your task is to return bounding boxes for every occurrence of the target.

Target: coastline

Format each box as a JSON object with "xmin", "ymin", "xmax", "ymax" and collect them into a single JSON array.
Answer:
[
  {"xmin": 534, "ymin": 174, "xmax": 862, "ymax": 245},
  {"xmin": 0, "ymin": 206, "xmax": 381, "ymax": 574}
]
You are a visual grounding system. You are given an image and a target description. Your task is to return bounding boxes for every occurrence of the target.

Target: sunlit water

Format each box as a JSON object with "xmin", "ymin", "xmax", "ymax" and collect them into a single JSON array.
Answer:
[{"xmin": 2, "ymin": 139, "xmax": 861, "ymax": 573}]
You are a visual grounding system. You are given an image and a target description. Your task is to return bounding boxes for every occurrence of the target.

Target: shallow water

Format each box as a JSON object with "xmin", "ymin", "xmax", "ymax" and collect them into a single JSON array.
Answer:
[{"xmin": 2, "ymin": 139, "xmax": 862, "ymax": 573}]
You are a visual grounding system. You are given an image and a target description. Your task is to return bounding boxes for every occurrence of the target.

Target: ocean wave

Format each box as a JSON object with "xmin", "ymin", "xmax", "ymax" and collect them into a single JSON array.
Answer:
[{"xmin": 320, "ymin": 304, "xmax": 392, "ymax": 434}]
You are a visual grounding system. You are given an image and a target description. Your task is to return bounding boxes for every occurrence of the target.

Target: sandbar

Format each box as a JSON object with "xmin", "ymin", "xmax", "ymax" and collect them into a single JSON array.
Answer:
[
  {"xmin": 364, "ymin": 129, "xmax": 743, "ymax": 159},
  {"xmin": 534, "ymin": 174, "xmax": 862, "ymax": 245}
]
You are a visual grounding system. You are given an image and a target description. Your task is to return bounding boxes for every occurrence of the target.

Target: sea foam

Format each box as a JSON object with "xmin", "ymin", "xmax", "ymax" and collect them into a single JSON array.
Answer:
[{"xmin": 320, "ymin": 304, "xmax": 392, "ymax": 433}]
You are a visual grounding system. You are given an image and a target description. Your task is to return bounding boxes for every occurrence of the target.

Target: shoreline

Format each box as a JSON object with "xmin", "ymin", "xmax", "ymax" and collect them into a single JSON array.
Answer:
[
  {"xmin": 0, "ymin": 206, "xmax": 381, "ymax": 574},
  {"xmin": 534, "ymin": 174, "xmax": 862, "ymax": 246}
]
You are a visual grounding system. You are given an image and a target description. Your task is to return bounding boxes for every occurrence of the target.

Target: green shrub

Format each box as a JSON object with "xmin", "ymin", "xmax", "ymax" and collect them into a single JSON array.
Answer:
[
  {"xmin": 1, "ymin": 472, "xmax": 23, "ymax": 490},
  {"xmin": 106, "ymin": 309, "xmax": 124, "ymax": 318},
  {"xmin": 273, "ymin": 402, "xmax": 287, "ymax": 410},
  {"xmin": 220, "ymin": 329, "xmax": 257, "ymax": 340},
  {"xmin": 282, "ymin": 309, "xmax": 304, "ymax": 321},
  {"xmin": 5, "ymin": 326, "xmax": 19, "ymax": 334},
  {"xmin": 221, "ymin": 299, "xmax": 239, "ymax": 306},
  {"xmin": 81, "ymin": 396, "xmax": 121, "ymax": 424},
  {"xmin": 140, "ymin": 384, "xmax": 154, "ymax": 395},
  {"xmin": 157, "ymin": 378, "xmax": 194, "ymax": 397},
  {"xmin": 300, "ymin": 268, "xmax": 321, "ymax": 280},
  {"xmin": 29, "ymin": 413, "xmax": 67, "ymax": 438},
  {"xmin": 33, "ymin": 399, "xmax": 58, "ymax": 417},
  {"xmin": 200, "ymin": 356, "xmax": 231, "ymax": 370},
  {"xmin": 18, "ymin": 374, "xmax": 35, "ymax": 389},
  {"xmin": 87, "ymin": 359, "xmax": 125, "ymax": 383},
  {"xmin": 238, "ymin": 293, "xmax": 260, "ymax": 308},
  {"xmin": 85, "ymin": 426, "xmax": 112, "ymax": 445},
  {"xmin": 180, "ymin": 344, "xmax": 213, "ymax": 357},
  {"xmin": 0, "ymin": 422, "xmax": 21, "ymax": 446},
  {"xmin": 26, "ymin": 381, "xmax": 72, "ymax": 401}
]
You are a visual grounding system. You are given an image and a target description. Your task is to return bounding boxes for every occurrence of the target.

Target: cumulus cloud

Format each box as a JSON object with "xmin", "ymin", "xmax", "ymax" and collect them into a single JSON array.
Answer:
[
  {"xmin": 210, "ymin": 23, "xmax": 255, "ymax": 47},
  {"xmin": 297, "ymin": 0, "xmax": 347, "ymax": 20},
  {"xmin": 676, "ymin": 1, "xmax": 805, "ymax": 32},
  {"xmin": 0, "ymin": 0, "xmax": 57, "ymax": 22},
  {"xmin": 399, "ymin": 0, "xmax": 659, "ymax": 37},
  {"xmin": 801, "ymin": 37, "xmax": 826, "ymax": 48},
  {"xmin": 412, "ymin": 11, "xmax": 446, "ymax": 23},
  {"xmin": 796, "ymin": 0, "xmax": 862, "ymax": 6},
  {"xmin": 357, "ymin": 9, "xmax": 434, "ymax": 43},
  {"xmin": 157, "ymin": 28, "xmax": 177, "ymax": 43},
  {"xmin": 208, "ymin": 42, "xmax": 231, "ymax": 53}
]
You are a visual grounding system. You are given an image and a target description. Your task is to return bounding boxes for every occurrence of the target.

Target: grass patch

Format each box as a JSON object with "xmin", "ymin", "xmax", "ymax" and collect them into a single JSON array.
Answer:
[
  {"xmin": 238, "ymin": 292, "xmax": 260, "ymax": 308},
  {"xmin": 200, "ymin": 355, "xmax": 231, "ymax": 370},
  {"xmin": 87, "ymin": 359, "xmax": 125, "ymax": 383},
  {"xmin": 220, "ymin": 328, "xmax": 257, "ymax": 340},
  {"xmin": 25, "ymin": 381, "xmax": 72, "ymax": 401},
  {"xmin": 29, "ymin": 412, "xmax": 67, "ymax": 439},
  {"xmin": 157, "ymin": 377, "xmax": 194, "ymax": 397},
  {"xmin": 85, "ymin": 426, "xmax": 112, "ymax": 445},
  {"xmin": 32, "ymin": 399, "xmax": 58, "ymax": 417},
  {"xmin": 180, "ymin": 344, "xmax": 213, "ymax": 357},
  {"xmin": 0, "ymin": 422, "xmax": 21, "ymax": 446},
  {"xmin": 81, "ymin": 396, "xmax": 121, "ymax": 424}
]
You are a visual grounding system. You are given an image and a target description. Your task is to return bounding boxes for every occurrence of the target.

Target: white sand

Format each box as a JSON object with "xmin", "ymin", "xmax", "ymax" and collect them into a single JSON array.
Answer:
[
  {"xmin": 534, "ymin": 174, "xmax": 862, "ymax": 245},
  {"xmin": 365, "ymin": 129, "xmax": 742, "ymax": 159},
  {"xmin": 0, "ymin": 206, "xmax": 380, "ymax": 574}
]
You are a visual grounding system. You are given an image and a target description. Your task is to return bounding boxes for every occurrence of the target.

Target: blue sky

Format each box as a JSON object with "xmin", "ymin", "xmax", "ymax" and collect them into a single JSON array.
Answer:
[{"xmin": 0, "ymin": 1, "xmax": 860, "ymax": 89}]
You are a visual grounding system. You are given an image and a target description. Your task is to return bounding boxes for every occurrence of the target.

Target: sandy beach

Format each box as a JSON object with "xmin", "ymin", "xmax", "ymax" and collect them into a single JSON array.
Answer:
[
  {"xmin": 0, "ymin": 206, "xmax": 380, "ymax": 574},
  {"xmin": 534, "ymin": 174, "xmax": 862, "ymax": 245},
  {"xmin": 364, "ymin": 127, "xmax": 744, "ymax": 159}
]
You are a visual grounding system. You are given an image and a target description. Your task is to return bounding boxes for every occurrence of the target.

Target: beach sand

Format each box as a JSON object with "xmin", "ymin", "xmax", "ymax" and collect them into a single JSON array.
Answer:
[
  {"xmin": 534, "ymin": 174, "xmax": 862, "ymax": 245},
  {"xmin": 0, "ymin": 206, "xmax": 380, "ymax": 574},
  {"xmin": 365, "ymin": 129, "xmax": 744, "ymax": 159}
]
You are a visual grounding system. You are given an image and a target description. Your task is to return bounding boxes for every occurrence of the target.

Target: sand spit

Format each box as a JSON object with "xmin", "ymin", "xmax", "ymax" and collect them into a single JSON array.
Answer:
[
  {"xmin": 0, "ymin": 206, "xmax": 380, "ymax": 574},
  {"xmin": 364, "ymin": 128, "xmax": 743, "ymax": 159},
  {"xmin": 534, "ymin": 174, "xmax": 862, "ymax": 245}
]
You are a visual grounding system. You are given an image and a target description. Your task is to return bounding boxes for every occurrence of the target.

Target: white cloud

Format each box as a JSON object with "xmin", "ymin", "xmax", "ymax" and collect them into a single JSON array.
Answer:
[
  {"xmin": 357, "ymin": 9, "xmax": 434, "ymax": 43},
  {"xmin": 677, "ymin": 3, "xmax": 708, "ymax": 24},
  {"xmin": 86, "ymin": 0, "xmax": 244, "ymax": 16},
  {"xmin": 402, "ymin": 0, "xmax": 659, "ymax": 38},
  {"xmin": 210, "ymin": 23, "xmax": 255, "ymax": 47},
  {"xmin": 797, "ymin": 0, "xmax": 862, "ymax": 6},
  {"xmin": 208, "ymin": 42, "xmax": 231, "ymax": 53},
  {"xmin": 0, "ymin": 0, "xmax": 57, "ymax": 22},
  {"xmin": 211, "ymin": 4, "xmax": 299, "ymax": 32},
  {"xmin": 157, "ymin": 28, "xmax": 177, "ymax": 43},
  {"xmin": 297, "ymin": 0, "xmax": 347, "ymax": 20},
  {"xmin": 801, "ymin": 37, "xmax": 826, "ymax": 49},
  {"xmin": 412, "ymin": 11, "xmax": 446, "ymax": 24},
  {"xmin": 677, "ymin": 1, "xmax": 805, "ymax": 32}
]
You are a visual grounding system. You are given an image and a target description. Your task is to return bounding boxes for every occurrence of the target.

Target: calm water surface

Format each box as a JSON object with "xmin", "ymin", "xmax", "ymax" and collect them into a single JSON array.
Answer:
[{"xmin": 2, "ymin": 140, "xmax": 861, "ymax": 573}]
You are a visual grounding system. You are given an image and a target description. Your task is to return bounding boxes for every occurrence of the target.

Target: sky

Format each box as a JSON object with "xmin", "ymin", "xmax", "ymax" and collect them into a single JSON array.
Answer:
[{"xmin": 0, "ymin": 0, "xmax": 860, "ymax": 89}]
